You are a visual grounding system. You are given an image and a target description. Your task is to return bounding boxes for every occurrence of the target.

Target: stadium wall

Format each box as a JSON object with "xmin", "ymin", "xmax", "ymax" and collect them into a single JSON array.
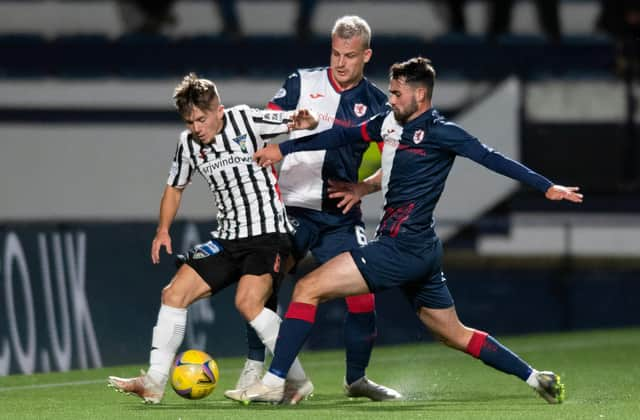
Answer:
[{"xmin": 1, "ymin": 221, "xmax": 639, "ymax": 376}]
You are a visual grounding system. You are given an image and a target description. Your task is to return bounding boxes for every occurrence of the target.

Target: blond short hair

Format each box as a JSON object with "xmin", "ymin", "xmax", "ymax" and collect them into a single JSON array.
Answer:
[{"xmin": 331, "ymin": 15, "xmax": 371, "ymax": 49}]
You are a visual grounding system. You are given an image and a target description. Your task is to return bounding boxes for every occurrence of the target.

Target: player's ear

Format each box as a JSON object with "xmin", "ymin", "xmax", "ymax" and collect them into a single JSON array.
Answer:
[
  {"xmin": 216, "ymin": 104, "xmax": 224, "ymax": 118},
  {"xmin": 415, "ymin": 87, "xmax": 427, "ymax": 103},
  {"xmin": 363, "ymin": 48, "xmax": 372, "ymax": 64}
]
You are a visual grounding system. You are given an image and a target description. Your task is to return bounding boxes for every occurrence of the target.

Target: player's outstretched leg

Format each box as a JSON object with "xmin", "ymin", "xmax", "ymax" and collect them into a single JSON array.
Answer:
[
  {"xmin": 343, "ymin": 294, "xmax": 402, "ymax": 401},
  {"xmin": 465, "ymin": 330, "xmax": 565, "ymax": 404},
  {"xmin": 418, "ymin": 306, "xmax": 565, "ymax": 404}
]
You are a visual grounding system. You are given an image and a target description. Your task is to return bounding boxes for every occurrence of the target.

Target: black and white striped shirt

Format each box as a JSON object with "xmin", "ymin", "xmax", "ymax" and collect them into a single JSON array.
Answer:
[{"xmin": 167, "ymin": 105, "xmax": 294, "ymax": 240}]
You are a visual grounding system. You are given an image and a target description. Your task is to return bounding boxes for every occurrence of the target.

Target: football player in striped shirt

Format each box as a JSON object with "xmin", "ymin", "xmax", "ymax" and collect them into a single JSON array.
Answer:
[
  {"xmin": 108, "ymin": 73, "xmax": 318, "ymax": 404},
  {"xmin": 227, "ymin": 15, "xmax": 401, "ymax": 403},
  {"xmin": 232, "ymin": 57, "xmax": 581, "ymax": 404}
]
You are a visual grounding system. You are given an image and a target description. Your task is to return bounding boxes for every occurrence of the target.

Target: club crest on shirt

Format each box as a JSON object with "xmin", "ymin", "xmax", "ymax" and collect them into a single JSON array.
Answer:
[
  {"xmin": 273, "ymin": 88, "xmax": 287, "ymax": 99},
  {"xmin": 413, "ymin": 129, "xmax": 425, "ymax": 144},
  {"xmin": 232, "ymin": 134, "xmax": 248, "ymax": 152},
  {"xmin": 354, "ymin": 103, "xmax": 367, "ymax": 117}
]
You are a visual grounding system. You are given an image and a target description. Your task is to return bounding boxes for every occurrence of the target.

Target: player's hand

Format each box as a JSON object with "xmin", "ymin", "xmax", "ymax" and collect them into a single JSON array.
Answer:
[
  {"xmin": 327, "ymin": 179, "xmax": 368, "ymax": 214},
  {"xmin": 254, "ymin": 143, "xmax": 283, "ymax": 167},
  {"xmin": 288, "ymin": 109, "xmax": 318, "ymax": 131},
  {"xmin": 151, "ymin": 231, "xmax": 172, "ymax": 264},
  {"xmin": 545, "ymin": 185, "xmax": 583, "ymax": 203}
]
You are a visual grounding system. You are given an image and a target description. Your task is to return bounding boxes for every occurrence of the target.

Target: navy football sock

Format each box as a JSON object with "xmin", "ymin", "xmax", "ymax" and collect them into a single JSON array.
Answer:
[
  {"xmin": 268, "ymin": 302, "xmax": 317, "ymax": 379},
  {"xmin": 246, "ymin": 323, "xmax": 266, "ymax": 362},
  {"xmin": 467, "ymin": 330, "xmax": 532, "ymax": 381},
  {"xmin": 344, "ymin": 294, "xmax": 377, "ymax": 384}
]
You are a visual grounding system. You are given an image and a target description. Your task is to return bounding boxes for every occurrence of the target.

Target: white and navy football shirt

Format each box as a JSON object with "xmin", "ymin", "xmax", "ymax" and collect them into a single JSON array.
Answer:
[
  {"xmin": 267, "ymin": 67, "xmax": 387, "ymax": 214},
  {"xmin": 167, "ymin": 105, "xmax": 294, "ymax": 240}
]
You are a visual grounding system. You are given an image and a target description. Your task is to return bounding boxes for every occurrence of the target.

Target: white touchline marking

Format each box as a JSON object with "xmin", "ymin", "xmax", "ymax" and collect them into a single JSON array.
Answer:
[{"xmin": 0, "ymin": 379, "xmax": 105, "ymax": 392}]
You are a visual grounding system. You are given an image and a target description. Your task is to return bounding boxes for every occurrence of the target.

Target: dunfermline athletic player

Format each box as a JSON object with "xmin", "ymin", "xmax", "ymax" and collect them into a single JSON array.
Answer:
[{"xmin": 107, "ymin": 73, "xmax": 318, "ymax": 404}]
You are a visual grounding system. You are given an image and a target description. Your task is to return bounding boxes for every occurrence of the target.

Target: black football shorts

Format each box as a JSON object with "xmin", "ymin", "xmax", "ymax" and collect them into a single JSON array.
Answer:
[{"xmin": 183, "ymin": 233, "xmax": 291, "ymax": 295}]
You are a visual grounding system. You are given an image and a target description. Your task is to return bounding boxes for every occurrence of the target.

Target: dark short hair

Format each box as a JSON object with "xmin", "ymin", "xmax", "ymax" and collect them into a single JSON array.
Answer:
[
  {"xmin": 389, "ymin": 57, "xmax": 436, "ymax": 99},
  {"xmin": 173, "ymin": 73, "xmax": 219, "ymax": 117}
]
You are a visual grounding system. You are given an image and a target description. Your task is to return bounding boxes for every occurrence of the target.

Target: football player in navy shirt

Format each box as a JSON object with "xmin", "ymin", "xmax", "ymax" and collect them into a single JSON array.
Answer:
[
  {"xmin": 226, "ymin": 16, "xmax": 400, "ymax": 403},
  {"xmin": 232, "ymin": 57, "xmax": 581, "ymax": 404}
]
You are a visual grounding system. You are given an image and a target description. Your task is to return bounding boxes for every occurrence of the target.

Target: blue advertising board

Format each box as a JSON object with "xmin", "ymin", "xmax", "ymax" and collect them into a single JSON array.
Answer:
[{"xmin": 1, "ymin": 222, "xmax": 639, "ymax": 376}]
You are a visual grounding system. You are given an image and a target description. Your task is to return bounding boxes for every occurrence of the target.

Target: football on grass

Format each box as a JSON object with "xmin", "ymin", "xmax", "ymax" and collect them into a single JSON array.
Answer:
[{"xmin": 170, "ymin": 349, "xmax": 219, "ymax": 400}]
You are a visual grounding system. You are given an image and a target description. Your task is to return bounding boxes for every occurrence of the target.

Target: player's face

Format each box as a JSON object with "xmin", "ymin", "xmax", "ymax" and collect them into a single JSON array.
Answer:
[
  {"xmin": 183, "ymin": 102, "xmax": 224, "ymax": 144},
  {"xmin": 388, "ymin": 78, "xmax": 419, "ymax": 125},
  {"xmin": 330, "ymin": 34, "xmax": 372, "ymax": 90}
]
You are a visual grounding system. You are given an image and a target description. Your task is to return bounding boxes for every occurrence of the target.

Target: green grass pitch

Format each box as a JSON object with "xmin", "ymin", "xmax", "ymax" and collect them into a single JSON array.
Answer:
[{"xmin": 1, "ymin": 328, "xmax": 638, "ymax": 420}]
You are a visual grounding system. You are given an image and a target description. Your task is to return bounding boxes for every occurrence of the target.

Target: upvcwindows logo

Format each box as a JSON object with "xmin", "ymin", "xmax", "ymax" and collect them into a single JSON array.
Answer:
[{"xmin": 200, "ymin": 155, "xmax": 253, "ymax": 174}]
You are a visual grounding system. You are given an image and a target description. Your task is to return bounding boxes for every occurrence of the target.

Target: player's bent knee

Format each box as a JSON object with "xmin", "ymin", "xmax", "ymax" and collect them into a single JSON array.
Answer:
[
  {"xmin": 161, "ymin": 266, "xmax": 211, "ymax": 308},
  {"xmin": 161, "ymin": 284, "xmax": 187, "ymax": 308},
  {"xmin": 234, "ymin": 295, "xmax": 261, "ymax": 320},
  {"xmin": 234, "ymin": 287, "xmax": 266, "ymax": 320}
]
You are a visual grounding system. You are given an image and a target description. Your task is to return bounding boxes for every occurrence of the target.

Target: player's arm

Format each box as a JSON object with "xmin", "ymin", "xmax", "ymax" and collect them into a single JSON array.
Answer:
[
  {"xmin": 253, "ymin": 125, "xmax": 361, "ymax": 166},
  {"xmin": 152, "ymin": 185, "xmax": 184, "ymax": 264},
  {"xmin": 153, "ymin": 135, "xmax": 193, "ymax": 263},
  {"xmin": 446, "ymin": 124, "xmax": 583, "ymax": 203},
  {"xmin": 328, "ymin": 169, "xmax": 383, "ymax": 214},
  {"xmin": 254, "ymin": 117, "xmax": 382, "ymax": 167}
]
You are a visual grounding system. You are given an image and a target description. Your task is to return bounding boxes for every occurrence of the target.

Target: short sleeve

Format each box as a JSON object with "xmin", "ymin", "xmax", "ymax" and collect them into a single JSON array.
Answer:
[
  {"xmin": 267, "ymin": 71, "xmax": 301, "ymax": 111},
  {"xmin": 166, "ymin": 134, "xmax": 194, "ymax": 188}
]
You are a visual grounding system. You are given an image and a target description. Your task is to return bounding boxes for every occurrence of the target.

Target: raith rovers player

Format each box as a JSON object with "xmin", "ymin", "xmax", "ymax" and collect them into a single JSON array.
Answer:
[
  {"xmin": 107, "ymin": 73, "xmax": 318, "ymax": 404},
  {"xmin": 226, "ymin": 15, "xmax": 401, "ymax": 402},
  {"xmin": 233, "ymin": 57, "xmax": 581, "ymax": 404}
]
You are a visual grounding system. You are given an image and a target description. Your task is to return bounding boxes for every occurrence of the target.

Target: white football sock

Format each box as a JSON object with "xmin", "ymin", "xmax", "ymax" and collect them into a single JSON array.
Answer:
[
  {"xmin": 250, "ymin": 308, "xmax": 307, "ymax": 382},
  {"xmin": 147, "ymin": 304, "xmax": 187, "ymax": 386},
  {"xmin": 262, "ymin": 371, "xmax": 286, "ymax": 387},
  {"xmin": 526, "ymin": 369, "xmax": 540, "ymax": 388}
]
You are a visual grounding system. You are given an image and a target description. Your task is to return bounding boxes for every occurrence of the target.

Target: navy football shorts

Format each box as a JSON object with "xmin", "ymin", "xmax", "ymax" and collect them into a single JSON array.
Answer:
[
  {"xmin": 287, "ymin": 206, "xmax": 366, "ymax": 264},
  {"xmin": 350, "ymin": 234, "xmax": 454, "ymax": 310},
  {"xmin": 183, "ymin": 233, "xmax": 291, "ymax": 296}
]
